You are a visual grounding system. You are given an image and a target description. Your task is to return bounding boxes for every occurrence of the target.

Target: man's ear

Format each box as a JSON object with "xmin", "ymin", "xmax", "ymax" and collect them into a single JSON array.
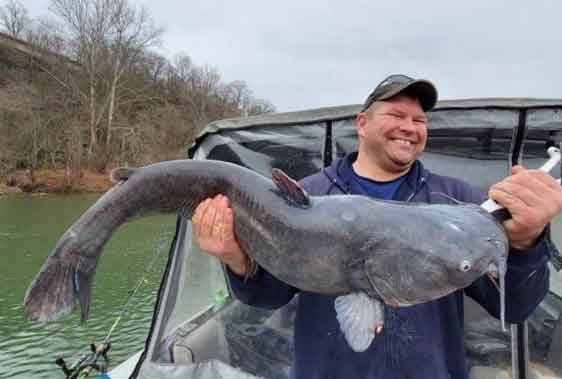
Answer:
[{"xmin": 356, "ymin": 113, "xmax": 367, "ymax": 138}]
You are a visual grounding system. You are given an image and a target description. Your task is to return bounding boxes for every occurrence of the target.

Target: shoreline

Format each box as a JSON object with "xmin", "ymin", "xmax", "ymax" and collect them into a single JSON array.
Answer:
[{"xmin": 0, "ymin": 169, "xmax": 112, "ymax": 196}]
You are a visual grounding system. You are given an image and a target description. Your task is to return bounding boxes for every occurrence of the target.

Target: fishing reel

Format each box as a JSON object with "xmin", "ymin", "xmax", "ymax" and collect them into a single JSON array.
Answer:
[{"xmin": 55, "ymin": 341, "xmax": 111, "ymax": 379}]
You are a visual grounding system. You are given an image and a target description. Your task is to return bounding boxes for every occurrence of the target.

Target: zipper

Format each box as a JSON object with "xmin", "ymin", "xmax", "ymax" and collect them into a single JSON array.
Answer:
[
  {"xmin": 323, "ymin": 169, "xmax": 350, "ymax": 194},
  {"xmin": 406, "ymin": 176, "xmax": 427, "ymax": 202}
]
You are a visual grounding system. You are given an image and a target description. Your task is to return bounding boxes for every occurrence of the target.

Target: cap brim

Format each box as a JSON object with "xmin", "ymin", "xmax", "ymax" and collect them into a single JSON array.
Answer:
[{"xmin": 377, "ymin": 79, "xmax": 438, "ymax": 111}]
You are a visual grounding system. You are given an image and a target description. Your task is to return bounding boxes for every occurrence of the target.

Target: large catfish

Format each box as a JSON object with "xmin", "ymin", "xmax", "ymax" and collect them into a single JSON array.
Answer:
[{"xmin": 23, "ymin": 160, "xmax": 508, "ymax": 352}]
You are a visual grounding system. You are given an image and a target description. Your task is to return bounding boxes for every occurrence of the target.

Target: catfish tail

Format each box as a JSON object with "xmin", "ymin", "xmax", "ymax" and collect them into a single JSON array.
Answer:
[
  {"xmin": 23, "ymin": 171, "xmax": 144, "ymax": 322},
  {"xmin": 23, "ymin": 254, "xmax": 97, "ymax": 322},
  {"xmin": 23, "ymin": 159, "xmax": 261, "ymax": 322}
]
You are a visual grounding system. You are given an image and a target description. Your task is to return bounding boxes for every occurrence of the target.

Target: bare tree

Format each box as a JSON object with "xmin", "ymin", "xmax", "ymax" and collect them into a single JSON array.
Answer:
[
  {"xmin": 222, "ymin": 80, "xmax": 275, "ymax": 116},
  {"xmin": 49, "ymin": 0, "xmax": 162, "ymax": 169},
  {"xmin": 0, "ymin": 0, "xmax": 30, "ymax": 39},
  {"xmin": 0, "ymin": 3, "xmax": 275, "ymax": 190}
]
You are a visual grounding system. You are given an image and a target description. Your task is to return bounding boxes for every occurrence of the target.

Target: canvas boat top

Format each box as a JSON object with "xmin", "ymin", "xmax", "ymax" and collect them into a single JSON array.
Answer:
[{"xmin": 108, "ymin": 98, "xmax": 562, "ymax": 379}]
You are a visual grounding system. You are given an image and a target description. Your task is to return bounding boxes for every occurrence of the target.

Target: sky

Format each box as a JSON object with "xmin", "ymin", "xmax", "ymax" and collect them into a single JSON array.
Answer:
[{"xmin": 21, "ymin": 0, "xmax": 562, "ymax": 112}]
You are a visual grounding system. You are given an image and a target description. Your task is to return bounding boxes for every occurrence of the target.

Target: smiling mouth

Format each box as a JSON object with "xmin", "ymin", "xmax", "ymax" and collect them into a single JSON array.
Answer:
[{"xmin": 392, "ymin": 138, "xmax": 415, "ymax": 146}]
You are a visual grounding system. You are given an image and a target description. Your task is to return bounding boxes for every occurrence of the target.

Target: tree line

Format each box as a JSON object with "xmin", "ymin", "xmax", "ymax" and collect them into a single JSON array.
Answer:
[{"xmin": 0, "ymin": 0, "xmax": 274, "ymax": 188}]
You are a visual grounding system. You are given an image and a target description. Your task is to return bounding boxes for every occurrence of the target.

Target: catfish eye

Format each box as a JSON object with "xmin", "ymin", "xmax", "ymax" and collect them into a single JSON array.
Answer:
[{"xmin": 459, "ymin": 260, "xmax": 472, "ymax": 272}]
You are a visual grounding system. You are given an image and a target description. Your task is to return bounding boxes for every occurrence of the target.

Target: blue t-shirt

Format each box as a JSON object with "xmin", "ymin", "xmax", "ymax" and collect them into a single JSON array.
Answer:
[{"xmin": 349, "ymin": 169, "xmax": 405, "ymax": 200}]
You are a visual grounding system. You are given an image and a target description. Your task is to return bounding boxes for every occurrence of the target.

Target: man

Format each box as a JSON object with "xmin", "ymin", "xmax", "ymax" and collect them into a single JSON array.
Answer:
[{"xmin": 192, "ymin": 74, "xmax": 562, "ymax": 378}]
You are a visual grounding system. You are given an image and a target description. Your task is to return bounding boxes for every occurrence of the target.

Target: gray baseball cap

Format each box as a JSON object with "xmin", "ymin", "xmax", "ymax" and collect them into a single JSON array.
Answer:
[{"xmin": 362, "ymin": 74, "xmax": 438, "ymax": 112}]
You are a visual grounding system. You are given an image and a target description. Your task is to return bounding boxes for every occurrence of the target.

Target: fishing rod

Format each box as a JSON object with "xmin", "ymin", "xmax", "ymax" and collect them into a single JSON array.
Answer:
[
  {"xmin": 55, "ymin": 342, "xmax": 111, "ymax": 379},
  {"xmin": 55, "ymin": 241, "xmax": 167, "ymax": 379}
]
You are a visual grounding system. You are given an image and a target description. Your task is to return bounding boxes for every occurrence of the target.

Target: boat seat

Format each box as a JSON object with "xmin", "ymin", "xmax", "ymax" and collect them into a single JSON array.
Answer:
[
  {"xmin": 166, "ymin": 300, "xmax": 294, "ymax": 377},
  {"xmin": 169, "ymin": 318, "xmax": 230, "ymax": 365}
]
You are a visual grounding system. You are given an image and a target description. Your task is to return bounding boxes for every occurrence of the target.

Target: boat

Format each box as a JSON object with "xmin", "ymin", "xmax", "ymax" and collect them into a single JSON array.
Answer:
[{"xmin": 108, "ymin": 98, "xmax": 562, "ymax": 379}]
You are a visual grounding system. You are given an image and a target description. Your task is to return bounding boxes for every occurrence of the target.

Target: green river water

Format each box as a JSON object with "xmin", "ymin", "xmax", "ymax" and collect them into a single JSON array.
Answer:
[{"xmin": 0, "ymin": 194, "xmax": 175, "ymax": 378}]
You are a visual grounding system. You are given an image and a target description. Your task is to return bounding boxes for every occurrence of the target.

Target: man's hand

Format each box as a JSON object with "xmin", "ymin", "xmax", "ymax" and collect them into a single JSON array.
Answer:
[
  {"xmin": 489, "ymin": 165, "xmax": 562, "ymax": 250},
  {"xmin": 192, "ymin": 194, "xmax": 249, "ymax": 276}
]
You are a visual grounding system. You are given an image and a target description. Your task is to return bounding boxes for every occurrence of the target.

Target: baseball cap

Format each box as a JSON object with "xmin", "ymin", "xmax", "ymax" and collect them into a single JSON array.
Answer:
[{"xmin": 361, "ymin": 74, "xmax": 438, "ymax": 112}]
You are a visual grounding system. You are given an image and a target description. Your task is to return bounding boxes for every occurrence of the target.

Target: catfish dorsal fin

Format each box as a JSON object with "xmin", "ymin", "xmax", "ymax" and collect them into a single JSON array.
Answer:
[
  {"xmin": 271, "ymin": 168, "xmax": 311, "ymax": 207},
  {"xmin": 110, "ymin": 167, "xmax": 136, "ymax": 183}
]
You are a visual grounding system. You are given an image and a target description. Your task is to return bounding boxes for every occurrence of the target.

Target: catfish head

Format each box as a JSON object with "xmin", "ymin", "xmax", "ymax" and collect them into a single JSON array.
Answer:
[{"xmin": 358, "ymin": 203, "xmax": 508, "ymax": 327}]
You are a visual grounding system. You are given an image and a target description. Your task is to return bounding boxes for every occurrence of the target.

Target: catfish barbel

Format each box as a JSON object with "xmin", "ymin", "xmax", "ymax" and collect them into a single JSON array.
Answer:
[{"xmin": 23, "ymin": 160, "xmax": 508, "ymax": 352}]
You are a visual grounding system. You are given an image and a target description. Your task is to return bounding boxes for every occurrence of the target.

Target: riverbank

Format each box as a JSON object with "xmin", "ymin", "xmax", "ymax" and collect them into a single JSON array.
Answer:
[{"xmin": 0, "ymin": 169, "xmax": 112, "ymax": 195}]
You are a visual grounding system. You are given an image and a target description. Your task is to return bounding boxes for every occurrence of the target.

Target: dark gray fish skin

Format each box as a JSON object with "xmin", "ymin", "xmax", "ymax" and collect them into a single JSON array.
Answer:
[{"xmin": 23, "ymin": 159, "xmax": 508, "ymax": 322}]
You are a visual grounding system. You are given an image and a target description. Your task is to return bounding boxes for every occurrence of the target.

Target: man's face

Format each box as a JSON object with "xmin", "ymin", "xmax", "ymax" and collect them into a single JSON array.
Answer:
[{"xmin": 356, "ymin": 94, "xmax": 428, "ymax": 173}]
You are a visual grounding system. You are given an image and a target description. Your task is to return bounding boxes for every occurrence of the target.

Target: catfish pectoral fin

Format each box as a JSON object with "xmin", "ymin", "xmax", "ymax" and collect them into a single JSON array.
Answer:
[
  {"xmin": 23, "ymin": 256, "xmax": 95, "ymax": 322},
  {"xmin": 334, "ymin": 293, "xmax": 384, "ymax": 352}
]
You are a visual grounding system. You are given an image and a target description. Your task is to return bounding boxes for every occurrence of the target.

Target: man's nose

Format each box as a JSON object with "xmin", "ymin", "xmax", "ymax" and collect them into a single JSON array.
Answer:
[{"xmin": 399, "ymin": 117, "xmax": 417, "ymax": 132}]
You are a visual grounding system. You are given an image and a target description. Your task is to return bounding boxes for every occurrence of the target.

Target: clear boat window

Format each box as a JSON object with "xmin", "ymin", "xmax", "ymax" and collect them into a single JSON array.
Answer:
[{"xmin": 162, "ymin": 231, "xmax": 229, "ymax": 338}]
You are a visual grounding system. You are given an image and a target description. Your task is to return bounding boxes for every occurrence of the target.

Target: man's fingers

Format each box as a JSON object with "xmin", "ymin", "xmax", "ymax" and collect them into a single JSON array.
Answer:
[
  {"xmin": 213, "ymin": 196, "xmax": 225, "ymax": 241},
  {"xmin": 512, "ymin": 169, "xmax": 560, "ymax": 195},
  {"xmin": 489, "ymin": 181, "xmax": 542, "ymax": 210},
  {"xmin": 201, "ymin": 197, "xmax": 220, "ymax": 239},
  {"xmin": 488, "ymin": 165, "xmax": 562, "ymax": 248},
  {"xmin": 193, "ymin": 198, "xmax": 209, "ymax": 223},
  {"xmin": 194, "ymin": 198, "xmax": 211, "ymax": 237},
  {"xmin": 192, "ymin": 195, "xmax": 236, "ymax": 247},
  {"xmin": 489, "ymin": 185, "xmax": 546, "ymax": 231},
  {"xmin": 503, "ymin": 169, "xmax": 552, "ymax": 192},
  {"xmin": 224, "ymin": 207, "xmax": 235, "ymax": 241},
  {"xmin": 213, "ymin": 195, "xmax": 238, "ymax": 242},
  {"xmin": 511, "ymin": 165, "xmax": 560, "ymax": 189},
  {"xmin": 490, "ymin": 168, "xmax": 558, "ymax": 214},
  {"xmin": 488, "ymin": 187, "xmax": 526, "ymax": 217}
]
